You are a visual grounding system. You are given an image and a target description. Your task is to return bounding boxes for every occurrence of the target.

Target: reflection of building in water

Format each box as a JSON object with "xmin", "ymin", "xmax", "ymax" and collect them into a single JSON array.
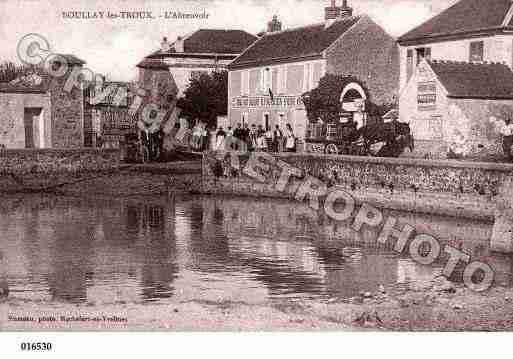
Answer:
[
  {"xmin": 48, "ymin": 205, "xmax": 96, "ymax": 303},
  {"xmin": 117, "ymin": 200, "xmax": 178, "ymax": 301},
  {"xmin": 201, "ymin": 197, "xmax": 328, "ymax": 296}
]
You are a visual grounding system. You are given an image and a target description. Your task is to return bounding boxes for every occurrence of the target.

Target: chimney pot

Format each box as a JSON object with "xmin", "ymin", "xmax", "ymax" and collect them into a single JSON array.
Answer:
[
  {"xmin": 161, "ymin": 37, "xmax": 171, "ymax": 52},
  {"xmin": 267, "ymin": 15, "xmax": 282, "ymax": 33},
  {"xmin": 174, "ymin": 36, "xmax": 184, "ymax": 53}
]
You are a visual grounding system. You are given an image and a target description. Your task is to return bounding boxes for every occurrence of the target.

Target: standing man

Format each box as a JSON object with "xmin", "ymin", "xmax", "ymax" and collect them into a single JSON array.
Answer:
[
  {"xmin": 501, "ymin": 118, "xmax": 513, "ymax": 160},
  {"xmin": 233, "ymin": 123, "xmax": 242, "ymax": 151},
  {"xmin": 273, "ymin": 125, "xmax": 283, "ymax": 152},
  {"xmin": 242, "ymin": 123, "xmax": 251, "ymax": 152}
]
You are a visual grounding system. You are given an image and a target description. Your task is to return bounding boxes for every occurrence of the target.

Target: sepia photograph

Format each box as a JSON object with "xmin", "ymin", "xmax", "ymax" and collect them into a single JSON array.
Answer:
[{"xmin": 1, "ymin": 0, "xmax": 513, "ymax": 355}]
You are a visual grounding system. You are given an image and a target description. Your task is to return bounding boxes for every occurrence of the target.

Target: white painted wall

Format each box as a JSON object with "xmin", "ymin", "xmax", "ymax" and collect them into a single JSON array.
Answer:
[
  {"xmin": 399, "ymin": 34, "xmax": 513, "ymax": 91},
  {"xmin": 163, "ymin": 57, "xmax": 233, "ymax": 95}
]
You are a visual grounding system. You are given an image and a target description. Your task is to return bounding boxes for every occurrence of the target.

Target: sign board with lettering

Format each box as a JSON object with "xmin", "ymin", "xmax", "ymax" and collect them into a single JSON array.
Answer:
[
  {"xmin": 417, "ymin": 81, "xmax": 437, "ymax": 111},
  {"xmin": 412, "ymin": 116, "xmax": 443, "ymax": 141},
  {"xmin": 231, "ymin": 96, "xmax": 303, "ymax": 109}
]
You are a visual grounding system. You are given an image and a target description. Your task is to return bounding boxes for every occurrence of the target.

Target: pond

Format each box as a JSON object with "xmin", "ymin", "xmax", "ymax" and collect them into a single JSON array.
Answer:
[{"xmin": 0, "ymin": 194, "xmax": 511, "ymax": 305}]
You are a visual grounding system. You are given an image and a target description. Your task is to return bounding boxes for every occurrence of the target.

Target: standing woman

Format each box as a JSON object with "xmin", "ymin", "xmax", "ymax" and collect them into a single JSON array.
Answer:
[
  {"xmin": 249, "ymin": 124, "xmax": 258, "ymax": 151},
  {"xmin": 285, "ymin": 124, "xmax": 296, "ymax": 152},
  {"xmin": 501, "ymin": 118, "xmax": 513, "ymax": 160},
  {"xmin": 257, "ymin": 125, "xmax": 267, "ymax": 152},
  {"xmin": 215, "ymin": 127, "xmax": 226, "ymax": 151}
]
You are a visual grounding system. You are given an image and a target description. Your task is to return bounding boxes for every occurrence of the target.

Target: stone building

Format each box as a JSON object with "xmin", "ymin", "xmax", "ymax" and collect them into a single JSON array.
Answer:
[
  {"xmin": 400, "ymin": 59, "xmax": 513, "ymax": 158},
  {"xmin": 138, "ymin": 29, "xmax": 257, "ymax": 95},
  {"xmin": 398, "ymin": 0, "xmax": 513, "ymax": 91},
  {"xmin": 226, "ymin": 0, "xmax": 399, "ymax": 143},
  {"xmin": 0, "ymin": 55, "xmax": 90, "ymax": 149},
  {"xmin": 397, "ymin": 0, "xmax": 513, "ymax": 158}
]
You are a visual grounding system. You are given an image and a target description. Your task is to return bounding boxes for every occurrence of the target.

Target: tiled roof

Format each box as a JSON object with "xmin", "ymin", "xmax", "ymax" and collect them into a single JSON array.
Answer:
[
  {"xmin": 229, "ymin": 16, "xmax": 361, "ymax": 69},
  {"xmin": 136, "ymin": 58, "xmax": 169, "ymax": 70},
  {"xmin": 0, "ymin": 72, "xmax": 51, "ymax": 93},
  {"xmin": 158, "ymin": 29, "xmax": 257, "ymax": 55},
  {"xmin": 56, "ymin": 54, "xmax": 86, "ymax": 66},
  {"xmin": 398, "ymin": 0, "xmax": 513, "ymax": 44},
  {"xmin": 429, "ymin": 60, "xmax": 513, "ymax": 99}
]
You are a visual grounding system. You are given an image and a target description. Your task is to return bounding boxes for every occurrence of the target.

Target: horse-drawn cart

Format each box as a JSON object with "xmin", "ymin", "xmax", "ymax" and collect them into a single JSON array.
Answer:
[{"xmin": 305, "ymin": 111, "xmax": 414, "ymax": 158}]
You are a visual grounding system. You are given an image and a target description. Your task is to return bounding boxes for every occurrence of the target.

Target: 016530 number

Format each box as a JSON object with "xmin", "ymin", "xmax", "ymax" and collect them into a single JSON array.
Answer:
[{"xmin": 20, "ymin": 342, "xmax": 53, "ymax": 351}]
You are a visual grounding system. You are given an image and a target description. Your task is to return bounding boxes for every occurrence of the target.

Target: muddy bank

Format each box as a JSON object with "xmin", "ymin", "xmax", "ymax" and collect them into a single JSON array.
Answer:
[
  {"xmin": 0, "ymin": 161, "xmax": 202, "ymax": 195},
  {"xmin": 2, "ymin": 279, "xmax": 513, "ymax": 331}
]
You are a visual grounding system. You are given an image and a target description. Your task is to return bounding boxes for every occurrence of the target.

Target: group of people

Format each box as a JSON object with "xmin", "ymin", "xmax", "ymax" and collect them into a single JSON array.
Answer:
[{"xmin": 215, "ymin": 123, "xmax": 296, "ymax": 153}]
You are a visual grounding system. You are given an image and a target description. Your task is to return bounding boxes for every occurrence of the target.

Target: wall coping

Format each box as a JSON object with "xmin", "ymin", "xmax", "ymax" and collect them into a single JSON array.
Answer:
[
  {"xmin": 207, "ymin": 151, "xmax": 513, "ymax": 173},
  {"xmin": 0, "ymin": 148, "xmax": 120, "ymax": 156}
]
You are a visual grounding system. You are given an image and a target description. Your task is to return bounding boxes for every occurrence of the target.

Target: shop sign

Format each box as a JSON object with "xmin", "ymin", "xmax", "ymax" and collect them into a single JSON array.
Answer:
[
  {"xmin": 232, "ymin": 95, "xmax": 303, "ymax": 108},
  {"xmin": 417, "ymin": 81, "xmax": 437, "ymax": 111}
]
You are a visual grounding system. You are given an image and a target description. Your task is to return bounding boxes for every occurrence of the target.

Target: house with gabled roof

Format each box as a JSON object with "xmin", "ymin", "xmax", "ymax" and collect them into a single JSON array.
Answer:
[
  {"xmin": 0, "ymin": 54, "xmax": 92, "ymax": 149},
  {"xmin": 397, "ymin": 0, "xmax": 513, "ymax": 90},
  {"xmin": 137, "ymin": 29, "xmax": 257, "ymax": 95},
  {"xmin": 400, "ymin": 58, "xmax": 513, "ymax": 158},
  {"xmin": 397, "ymin": 0, "xmax": 513, "ymax": 159},
  {"xmin": 226, "ymin": 0, "xmax": 398, "ymax": 145}
]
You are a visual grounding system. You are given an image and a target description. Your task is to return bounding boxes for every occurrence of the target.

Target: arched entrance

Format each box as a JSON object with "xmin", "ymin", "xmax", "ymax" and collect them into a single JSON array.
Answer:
[{"xmin": 340, "ymin": 82, "xmax": 368, "ymax": 129}]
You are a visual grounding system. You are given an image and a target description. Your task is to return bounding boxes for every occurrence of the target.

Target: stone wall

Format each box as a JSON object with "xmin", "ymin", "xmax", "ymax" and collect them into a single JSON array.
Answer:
[
  {"xmin": 203, "ymin": 152, "xmax": 513, "ymax": 220},
  {"xmin": 491, "ymin": 178, "xmax": 513, "ymax": 252},
  {"xmin": 0, "ymin": 149, "xmax": 121, "ymax": 192},
  {"xmin": 399, "ymin": 59, "xmax": 512, "ymax": 160},
  {"xmin": 325, "ymin": 16, "xmax": 399, "ymax": 105},
  {"xmin": 49, "ymin": 73, "xmax": 84, "ymax": 148},
  {"xmin": 0, "ymin": 92, "xmax": 52, "ymax": 148}
]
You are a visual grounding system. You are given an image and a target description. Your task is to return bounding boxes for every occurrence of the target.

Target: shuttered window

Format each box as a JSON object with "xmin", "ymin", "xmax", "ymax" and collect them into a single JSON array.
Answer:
[{"xmin": 470, "ymin": 41, "xmax": 484, "ymax": 62}]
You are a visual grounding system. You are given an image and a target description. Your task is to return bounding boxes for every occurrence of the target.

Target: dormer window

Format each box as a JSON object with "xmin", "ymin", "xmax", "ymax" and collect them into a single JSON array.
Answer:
[
  {"xmin": 416, "ymin": 47, "xmax": 431, "ymax": 65},
  {"xmin": 470, "ymin": 41, "xmax": 484, "ymax": 63}
]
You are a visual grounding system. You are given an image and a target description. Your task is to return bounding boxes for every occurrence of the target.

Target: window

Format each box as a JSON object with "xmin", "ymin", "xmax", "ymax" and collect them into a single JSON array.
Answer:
[
  {"xmin": 470, "ymin": 41, "xmax": 484, "ymax": 62},
  {"xmin": 406, "ymin": 49, "xmax": 414, "ymax": 81},
  {"xmin": 287, "ymin": 65, "xmax": 304, "ymax": 94},
  {"xmin": 261, "ymin": 68, "xmax": 272, "ymax": 92},
  {"xmin": 241, "ymin": 71, "xmax": 249, "ymax": 95},
  {"xmin": 249, "ymin": 70, "xmax": 260, "ymax": 95},
  {"xmin": 263, "ymin": 113, "xmax": 270, "ymax": 131},
  {"xmin": 272, "ymin": 68, "xmax": 278, "ymax": 93},
  {"xmin": 416, "ymin": 47, "xmax": 431, "ymax": 65},
  {"xmin": 230, "ymin": 71, "xmax": 242, "ymax": 96},
  {"xmin": 303, "ymin": 63, "xmax": 311, "ymax": 91},
  {"xmin": 277, "ymin": 66, "xmax": 287, "ymax": 94},
  {"xmin": 312, "ymin": 63, "xmax": 323, "ymax": 88}
]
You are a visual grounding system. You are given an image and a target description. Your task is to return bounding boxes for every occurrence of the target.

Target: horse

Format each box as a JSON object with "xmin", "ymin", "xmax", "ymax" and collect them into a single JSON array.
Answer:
[{"xmin": 356, "ymin": 119, "xmax": 414, "ymax": 157}]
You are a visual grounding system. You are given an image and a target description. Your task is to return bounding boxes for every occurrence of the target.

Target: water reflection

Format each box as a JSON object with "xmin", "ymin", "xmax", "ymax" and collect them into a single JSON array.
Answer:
[{"xmin": 0, "ymin": 194, "xmax": 511, "ymax": 305}]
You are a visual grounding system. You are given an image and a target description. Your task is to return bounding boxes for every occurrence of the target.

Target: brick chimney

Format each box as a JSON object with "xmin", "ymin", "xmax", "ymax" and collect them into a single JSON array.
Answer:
[
  {"xmin": 267, "ymin": 15, "xmax": 282, "ymax": 33},
  {"xmin": 174, "ymin": 36, "xmax": 184, "ymax": 53},
  {"xmin": 339, "ymin": 0, "xmax": 353, "ymax": 18},
  {"xmin": 161, "ymin": 37, "xmax": 171, "ymax": 52},
  {"xmin": 325, "ymin": 0, "xmax": 340, "ymax": 20}
]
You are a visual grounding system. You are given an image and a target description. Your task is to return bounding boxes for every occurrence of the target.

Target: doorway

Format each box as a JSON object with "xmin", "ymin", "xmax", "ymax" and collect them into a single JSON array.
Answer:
[
  {"xmin": 24, "ymin": 107, "xmax": 43, "ymax": 149},
  {"xmin": 263, "ymin": 113, "xmax": 270, "ymax": 131}
]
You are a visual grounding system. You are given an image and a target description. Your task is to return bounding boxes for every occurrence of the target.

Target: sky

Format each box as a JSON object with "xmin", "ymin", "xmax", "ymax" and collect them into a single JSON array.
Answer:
[{"xmin": 0, "ymin": 0, "xmax": 459, "ymax": 81}]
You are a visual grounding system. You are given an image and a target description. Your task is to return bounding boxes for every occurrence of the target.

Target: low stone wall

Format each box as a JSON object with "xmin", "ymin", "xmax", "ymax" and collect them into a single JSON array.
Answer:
[
  {"xmin": 202, "ymin": 152, "xmax": 513, "ymax": 221},
  {"xmin": 0, "ymin": 148, "xmax": 203, "ymax": 195},
  {"xmin": 491, "ymin": 178, "xmax": 513, "ymax": 253},
  {"xmin": 0, "ymin": 149, "xmax": 122, "ymax": 192}
]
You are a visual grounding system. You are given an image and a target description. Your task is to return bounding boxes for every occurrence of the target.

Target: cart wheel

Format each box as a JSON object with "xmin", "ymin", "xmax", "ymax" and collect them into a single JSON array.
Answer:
[{"xmin": 325, "ymin": 144, "xmax": 339, "ymax": 155}]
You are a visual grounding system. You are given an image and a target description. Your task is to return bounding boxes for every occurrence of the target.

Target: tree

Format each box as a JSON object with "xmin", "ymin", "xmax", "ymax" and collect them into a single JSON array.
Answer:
[
  {"xmin": 0, "ymin": 61, "xmax": 37, "ymax": 83},
  {"xmin": 177, "ymin": 70, "xmax": 228, "ymax": 129},
  {"xmin": 301, "ymin": 74, "xmax": 396, "ymax": 123}
]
